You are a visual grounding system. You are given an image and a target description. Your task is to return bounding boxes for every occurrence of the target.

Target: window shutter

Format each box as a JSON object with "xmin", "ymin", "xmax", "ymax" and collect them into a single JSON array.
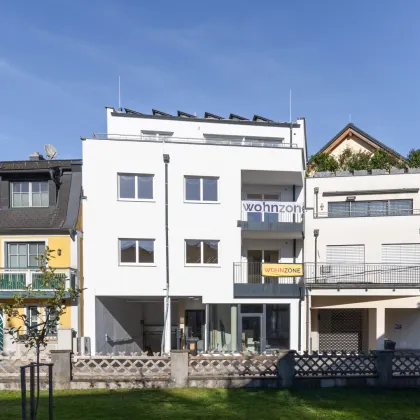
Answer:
[
  {"xmin": 326, "ymin": 245, "xmax": 365, "ymax": 263},
  {"xmin": 382, "ymin": 244, "xmax": 420, "ymax": 264}
]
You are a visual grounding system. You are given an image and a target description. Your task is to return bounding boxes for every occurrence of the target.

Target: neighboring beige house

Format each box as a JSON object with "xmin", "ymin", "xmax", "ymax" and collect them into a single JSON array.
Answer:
[
  {"xmin": 304, "ymin": 124, "xmax": 420, "ymax": 353},
  {"xmin": 315, "ymin": 122, "xmax": 406, "ymax": 162}
]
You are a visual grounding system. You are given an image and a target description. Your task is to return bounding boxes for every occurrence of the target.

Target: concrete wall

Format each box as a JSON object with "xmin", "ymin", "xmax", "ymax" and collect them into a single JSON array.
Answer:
[{"xmin": 385, "ymin": 309, "xmax": 420, "ymax": 349}]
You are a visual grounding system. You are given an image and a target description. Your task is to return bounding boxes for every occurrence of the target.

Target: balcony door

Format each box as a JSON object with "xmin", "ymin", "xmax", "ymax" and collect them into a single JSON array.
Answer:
[
  {"xmin": 246, "ymin": 193, "xmax": 280, "ymax": 223},
  {"xmin": 247, "ymin": 250, "xmax": 279, "ymax": 284}
]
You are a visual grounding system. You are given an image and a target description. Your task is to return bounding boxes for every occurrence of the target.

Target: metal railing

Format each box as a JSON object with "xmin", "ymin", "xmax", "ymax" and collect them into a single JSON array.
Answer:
[
  {"xmin": 305, "ymin": 263, "xmax": 420, "ymax": 287},
  {"xmin": 233, "ymin": 262, "xmax": 302, "ymax": 285},
  {"xmin": 91, "ymin": 133, "xmax": 299, "ymax": 149},
  {"xmin": 0, "ymin": 268, "xmax": 77, "ymax": 291},
  {"xmin": 241, "ymin": 200, "xmax": 304, "ymax": 223}
]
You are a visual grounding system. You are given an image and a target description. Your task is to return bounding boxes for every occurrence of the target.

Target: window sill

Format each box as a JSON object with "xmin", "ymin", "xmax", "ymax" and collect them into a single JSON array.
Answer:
[
  {"xmin": 183, "ymin": 200, "xmax": 220, "ymax": 204},
  {"xmin": 184, "ymin": 264, "xmax": 221, "ymax": 268},
  {"xmin": 117, "ymin": 199, "xmax": 156, "ymax": 203},
  {"xmin": 119, "ymin": 263, "xmax": 157, "ymax": 267}
]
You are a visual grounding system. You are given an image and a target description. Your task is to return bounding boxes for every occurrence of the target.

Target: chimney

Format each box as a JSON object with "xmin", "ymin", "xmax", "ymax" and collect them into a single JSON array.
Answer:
[{"xmin": 29, "ymin": 152, "xmax": 45, "ymax": 161}]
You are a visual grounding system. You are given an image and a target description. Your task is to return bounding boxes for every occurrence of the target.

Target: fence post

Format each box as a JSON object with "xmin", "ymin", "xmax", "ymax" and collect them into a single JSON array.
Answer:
[
  {"xmin": 170, "ymin": 350, "xmax": 189, "ymax": 388},
  {"xmin": 277, "ymin": 350, "xmax": 296, "ymax": 388},
  {"xmin": 375, "ymin": 350, "xmax": 394, "ymax": 387},
  {"xmin": 50, "ymin": 350, "xmax": 72, "ymax": 389}
]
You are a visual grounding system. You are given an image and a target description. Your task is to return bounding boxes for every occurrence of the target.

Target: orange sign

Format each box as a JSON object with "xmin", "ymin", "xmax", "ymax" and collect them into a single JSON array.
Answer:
[{"xmin": 261, "ymin": 263, "xmax": 303, "ymax": 277}]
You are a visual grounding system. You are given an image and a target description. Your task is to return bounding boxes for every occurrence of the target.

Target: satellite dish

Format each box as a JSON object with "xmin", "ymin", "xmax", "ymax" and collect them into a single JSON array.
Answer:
[{"xmin": 44, "ymin": 144, "xmax": 57, "ymax": 159}]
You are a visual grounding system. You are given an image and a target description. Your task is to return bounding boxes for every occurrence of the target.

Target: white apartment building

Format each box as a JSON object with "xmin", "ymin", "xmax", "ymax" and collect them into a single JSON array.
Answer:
[
  {"xmin": 82, "ymin": 107, "xmax": 307, "ymax": 354},
  {"xmin": 305, "ymin": 124, "xmax": 420, "ymax": 352}
]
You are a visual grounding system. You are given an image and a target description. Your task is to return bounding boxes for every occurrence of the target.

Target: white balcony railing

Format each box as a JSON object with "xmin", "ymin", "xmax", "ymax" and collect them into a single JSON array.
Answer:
[
  {"xmin": 0, "ymin": 268, "xmax": 77, "ymax": 292},
  {"xmin": 92, "ymin": 133, "xmax": 300, "ymax": 149},
  {"xmin": 241, "ymin": 200, "xmax": 304, "ymax": 224}
]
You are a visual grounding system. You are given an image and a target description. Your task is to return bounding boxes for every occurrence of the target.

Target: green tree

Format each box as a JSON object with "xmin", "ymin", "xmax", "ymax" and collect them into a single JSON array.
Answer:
[
  {"xmin": 346, "ymin": 150, "xmax": 372, "ymax": 171},
  {"xmin": 407, "ymin": 149, "xmax": 420, "ymax": 168},
  {"xmin": 308, "ymin": 152, "xmax": 339, "ymax": 172},
  {"xmin": 1, "ymin": 248, "xmax": 83, "ymax": 419},
  {"xmin": 369, "ymin": 149, "xmax": 400, "ymax": 170},
  {"xmin": 337, "ymin": 148, "xmax": 353, "ymax": 171}
]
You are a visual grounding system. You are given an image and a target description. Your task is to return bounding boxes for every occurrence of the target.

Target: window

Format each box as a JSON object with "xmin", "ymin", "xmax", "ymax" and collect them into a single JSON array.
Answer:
[
  {"xmin": 118, "ymin": 174, "xmax": 154, "ymax": 200},
  {"xmin": 119, "ymin": 239, "xmax": 155, "ymax": 264},
  {"xmin": 27, "ymin": 306, "xmax": 40, "ymax": 333},
  {"xmin": 26, "ymin": 306, "xmax": 58, "ymax": 338},
  {"xmin": 185, "ymin": 240, "xmax": 219, "ymax": 264},
  {"xmin": 7, "ymin": 242, "xmax": 46, "ymax": 268},
  {"xmin": 246, "ymin": 193, "xmax": 280, "ymax": 222},
  {"xmin": 45, "ymin": 307, "xmax": 58, "ymax": 338},
  {"xmin": 328, "ymin": 199, "xmax": 413, "ymax": 218},
  {"xmin": 11, "ymin": 181, "xmax": 49, "ymax": 208},
  {"xmin": 185, "ymin": 176, "xmax": 218, "ymax": 202}
]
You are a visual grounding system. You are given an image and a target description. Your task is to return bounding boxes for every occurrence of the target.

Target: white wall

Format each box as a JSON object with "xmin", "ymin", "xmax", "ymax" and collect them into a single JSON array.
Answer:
[
  {"xmin": 305, "ymin": 173, "xmax": 420, "ymax": 263},
  {"xmin": 385, "ymin": 309, "xmax": 420, "ymax": 349},
  {"xmin": 82, "ymin": 112, "xmax": 307, "ymax": 348}
]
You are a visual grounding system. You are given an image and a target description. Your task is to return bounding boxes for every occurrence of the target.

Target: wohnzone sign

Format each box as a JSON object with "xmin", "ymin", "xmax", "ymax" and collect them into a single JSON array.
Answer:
[
  {"xmin": 262, "ymin": 263, "xmax": 303, "ymax": 277},
  {"xmin": 242, "ymin": 201, "xmax": 304, "ymax": 215}
]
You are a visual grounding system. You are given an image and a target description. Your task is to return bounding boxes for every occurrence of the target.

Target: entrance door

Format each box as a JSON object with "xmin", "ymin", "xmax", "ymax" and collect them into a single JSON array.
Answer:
[
  {"xmin": 241, "ymin": 315, "xmax": 262, "ymax": 352},
  {"xmin": 185, "ymin": 310, "xmax": 205, "ymax": 350}
]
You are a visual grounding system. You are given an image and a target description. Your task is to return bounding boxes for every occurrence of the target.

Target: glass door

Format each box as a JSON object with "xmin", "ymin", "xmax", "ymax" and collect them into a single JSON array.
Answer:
[
  {"xmin": 241, "ymin": 315, "xmax": 262, "ymax": 352},
  {"xmin": 247, "ymin": 250, "xmax": 262, "ymax": 284},
  {"xmin": 185, "ymin": 310, "xmax": 205, "ymax": 351}
]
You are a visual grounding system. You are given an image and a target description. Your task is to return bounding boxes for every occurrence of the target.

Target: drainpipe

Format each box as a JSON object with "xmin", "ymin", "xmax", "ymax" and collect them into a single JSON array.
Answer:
[
  {"xmin": 314, "ymin": 229, "xmax": 319, "ymax": 283},
  {"xmin": 161, "ymin": 154, "xmax": 171, "ymax": 354}
]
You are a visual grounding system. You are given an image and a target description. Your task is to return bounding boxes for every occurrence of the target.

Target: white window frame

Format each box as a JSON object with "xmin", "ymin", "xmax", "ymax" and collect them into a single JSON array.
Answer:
[
  {"xmin": 25, "ymin": 306, "xmax": 58, "ymax": 340},
  {"xmin": 246, "ymin": 193, "xmax": 281, "ymax": 222},
  {"xmin": 184, "ymin": 239, "xmax": 220, "ymax": 267},
  {"xmin": 6, "ymin": 241, "xmax": 47, "ymax": 269},
  {"xmin": 117, "ymin": 173, "xmax": 155, "ymax": 202},
  {"xmin": 184, "ymin": 176, "xmax": 219, "ymax": 203},
  {"xmin": 118, "ymin": 238, "xmax": 156, "ymax": 266},
  {"xmin": 11, "ymin": 181, "xmax": 49, "ymax": 208}
]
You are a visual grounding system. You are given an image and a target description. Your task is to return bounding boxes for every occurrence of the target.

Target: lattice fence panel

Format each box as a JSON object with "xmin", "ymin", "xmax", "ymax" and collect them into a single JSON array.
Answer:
[
  {"xmin": 72, "ymin": 355, "xmax": 171, "ymax": 378},
  {"xmin": 0, "ymin": 356, "xmax": 50, "ymax": 377},
  {"xmin": 189, "ymin": 352, "xmax": 278, "ymax": 377},
  {"xmin": 393, "ymin": 351, "xmax": 420, "ymax": 376},
  {"xmin": 294, "ymin": 351, "xmax": 377, "ymax": 378}
]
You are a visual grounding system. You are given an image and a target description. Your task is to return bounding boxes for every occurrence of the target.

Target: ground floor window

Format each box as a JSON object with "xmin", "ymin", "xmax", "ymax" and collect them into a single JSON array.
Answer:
[{"xmin": 209, "ymin": 303, "xmax": 291, "ymax": 353}]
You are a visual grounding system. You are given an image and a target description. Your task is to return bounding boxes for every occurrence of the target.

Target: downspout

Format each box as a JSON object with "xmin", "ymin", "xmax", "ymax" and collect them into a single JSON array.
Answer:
[
  {"xmin": 292, "ymin": 184, "xmax": 302, "ymax": 351},
  {"xmin": 161, "ymin": 154, "xmax": 170, "ymax": 354}
]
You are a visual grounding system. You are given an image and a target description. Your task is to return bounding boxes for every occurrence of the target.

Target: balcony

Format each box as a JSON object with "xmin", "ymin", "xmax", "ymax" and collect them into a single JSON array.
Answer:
[
  {"xmin": 237, "ymin": 200, "xmax": 304, "ymax": 237},
  {"xmin": 233, "ymin": 262, "xmax": 303, "ymax": 298},
  {"xmin": 0, "ymin": 268, "xmax": 77, "ymax": 297},
  {"xmin": 305, "ymin": 263, "xmax": 420, "ymax": 289}
]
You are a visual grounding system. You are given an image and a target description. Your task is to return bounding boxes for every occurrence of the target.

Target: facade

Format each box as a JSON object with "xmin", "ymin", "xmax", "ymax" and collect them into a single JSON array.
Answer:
[
  {"xmin": 82, "ymin": 107, "xmax": 307, "ymax": 354},
  {"xmin": 305, "ymin": 124, "xmax": 420, "ymax": 352},
  {"xmin": 0, "ymin": 154, "xmax": 83, "ymax": 355}
]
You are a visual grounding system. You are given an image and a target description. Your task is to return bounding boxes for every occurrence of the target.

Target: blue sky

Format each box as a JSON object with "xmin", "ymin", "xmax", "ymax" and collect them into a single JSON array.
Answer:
[{"xmin": 1, "ymin": 0, "xmax": 419, "ymax": 161}]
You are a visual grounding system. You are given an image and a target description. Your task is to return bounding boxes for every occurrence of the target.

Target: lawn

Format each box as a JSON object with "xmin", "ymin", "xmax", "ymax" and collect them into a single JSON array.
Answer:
[{"xmin": 1, "ymin": 388, "xmax": 420, "ymax": 419}]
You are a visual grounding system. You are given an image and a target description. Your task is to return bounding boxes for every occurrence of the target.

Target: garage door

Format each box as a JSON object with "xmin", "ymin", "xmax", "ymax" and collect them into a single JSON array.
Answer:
[
  {"xmin": 319, "ymin": 309, "xmax": 364, "ymax": 352},
  {"xmin": 382, "ymin": 243, "xmax": 420, "ymax": 264},
  {"xmin": 326, "ymin": 245, "xmax": 365, "ymax": 263}
]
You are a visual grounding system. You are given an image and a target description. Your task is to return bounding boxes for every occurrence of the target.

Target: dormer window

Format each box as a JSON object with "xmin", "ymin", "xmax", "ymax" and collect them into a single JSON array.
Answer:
[{"xmin": 11, "ymin": 181, "xmax": 49, "ymax": 208}]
